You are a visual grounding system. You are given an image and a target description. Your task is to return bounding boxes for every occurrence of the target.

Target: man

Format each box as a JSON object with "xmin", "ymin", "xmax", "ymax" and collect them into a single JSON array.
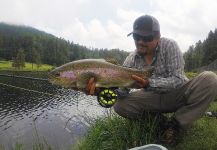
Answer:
[{"xmin": 86, "ymin": 15, "xmax": 217, "ymax": 145}]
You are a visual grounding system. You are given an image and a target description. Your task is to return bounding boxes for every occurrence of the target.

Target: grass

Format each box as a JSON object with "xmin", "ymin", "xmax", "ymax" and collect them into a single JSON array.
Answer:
[
  {"xmin": 169, "ymin": 101, "xmax": 217, "ymax": 150},
  {"xmin": 73, "ymin": 114, "xmax": 161, "ymax": 150},
  {"xmin": 73, "ymin": 100, "xmax": 217, "ymax": 150},
  {"xmin": 0, "ymin": 61, "xmax": 53, "ymax": 71},
  {"xmin": 185, "ymin": 72, "xmax": 199, "ymax": 79}
]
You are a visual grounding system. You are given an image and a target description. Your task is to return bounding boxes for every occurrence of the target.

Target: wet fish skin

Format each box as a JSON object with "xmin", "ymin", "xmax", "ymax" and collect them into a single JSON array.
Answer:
[{"xmin": 49, "ymin": 59, "xmax": 154, "ymax": 90}]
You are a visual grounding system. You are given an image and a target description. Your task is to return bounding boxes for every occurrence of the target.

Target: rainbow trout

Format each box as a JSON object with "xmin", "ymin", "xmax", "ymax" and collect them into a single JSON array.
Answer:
[{"xmin": 48, "ymin": 59, "xmax": 154, "ymax": 90}]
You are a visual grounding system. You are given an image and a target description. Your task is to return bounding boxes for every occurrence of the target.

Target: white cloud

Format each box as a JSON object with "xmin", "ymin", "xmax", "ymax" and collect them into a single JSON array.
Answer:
[
  {"xmin": 152, "ymin": 0, "xmax": 217, "ymax": 51},
  {"xmin": 117, "ymin": 9, "xmax": 142, "ymax": 22},
  {"xmin": 87, "ymin": 19, "xmax": 107, "ymax": 41},
  {"xmin": 59, "ymin": 18, "xmax": 88, "ymax": 44},
  {"xmin": 0, "ymin": 0, "xmax": 217, "ymax": 52},
  {"xmin": 106, "ymin": 20, "xmax": 133, "ymax": 50}
]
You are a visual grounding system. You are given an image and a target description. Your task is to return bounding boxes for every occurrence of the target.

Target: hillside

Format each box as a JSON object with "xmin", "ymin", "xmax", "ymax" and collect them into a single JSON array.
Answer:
[{"xmin": 0, "ymin": 23, "xmax": 129, "ymax": 66}]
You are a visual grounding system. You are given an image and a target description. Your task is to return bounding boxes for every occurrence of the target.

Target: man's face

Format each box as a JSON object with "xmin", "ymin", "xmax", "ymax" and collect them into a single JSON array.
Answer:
[{"xmin": 133, "ymin": 34, "xmax": 159, "ymax": 55}]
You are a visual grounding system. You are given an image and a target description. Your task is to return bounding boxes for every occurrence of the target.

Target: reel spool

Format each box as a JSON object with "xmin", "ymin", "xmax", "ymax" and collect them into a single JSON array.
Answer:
[{"xmin": 97, "ymin": 88, "xmax": 118, "ymax": 108}]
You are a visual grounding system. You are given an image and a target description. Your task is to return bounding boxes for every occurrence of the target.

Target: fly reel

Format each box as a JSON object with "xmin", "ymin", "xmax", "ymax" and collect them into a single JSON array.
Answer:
[{"xmin": 97, "ymin": 88, "xmax": 118, "ymax": 108}]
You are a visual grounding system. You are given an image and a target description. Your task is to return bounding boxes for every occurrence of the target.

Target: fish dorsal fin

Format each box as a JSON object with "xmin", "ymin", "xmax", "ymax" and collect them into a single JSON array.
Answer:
[{"xmin": 95, "ymin": 59, "xmax": 106, "ymax": 62}]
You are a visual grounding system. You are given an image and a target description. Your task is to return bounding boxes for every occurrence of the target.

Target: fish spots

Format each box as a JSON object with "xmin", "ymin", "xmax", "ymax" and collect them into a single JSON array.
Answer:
[{"xmin": 104, "ymin": 69, "xmax": 107, "ymax": 74}]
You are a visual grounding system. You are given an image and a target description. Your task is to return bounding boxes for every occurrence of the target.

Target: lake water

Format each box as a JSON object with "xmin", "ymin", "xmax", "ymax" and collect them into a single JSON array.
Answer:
[{"xmin": 0, "ymin": 72, "xmax": 107, "ymax": 150}]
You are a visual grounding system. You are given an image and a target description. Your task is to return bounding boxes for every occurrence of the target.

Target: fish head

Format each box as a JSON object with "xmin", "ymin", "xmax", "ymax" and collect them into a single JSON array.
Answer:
[{"xmin": 48, "ymin": 66, "xmax": 77, "ymax": 88}]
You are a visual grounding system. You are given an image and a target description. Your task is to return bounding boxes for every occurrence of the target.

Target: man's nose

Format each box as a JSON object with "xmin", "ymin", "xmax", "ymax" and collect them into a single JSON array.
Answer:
[{"xmin": 137, "ymin": 39, "xmax": 145, "ymax": 44}]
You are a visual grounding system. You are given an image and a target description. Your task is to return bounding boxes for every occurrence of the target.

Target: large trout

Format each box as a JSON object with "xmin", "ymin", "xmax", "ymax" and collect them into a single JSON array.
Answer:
[{"xmin": 49, "ymin": 59, "xmax": 154, "ymax": 90}]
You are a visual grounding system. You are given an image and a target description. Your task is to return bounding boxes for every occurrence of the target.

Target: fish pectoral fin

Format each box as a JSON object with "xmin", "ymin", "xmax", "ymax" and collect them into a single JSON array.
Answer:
[{"xmin": 76, "ymin": 72, "xmax": 99, "ymax": 89}]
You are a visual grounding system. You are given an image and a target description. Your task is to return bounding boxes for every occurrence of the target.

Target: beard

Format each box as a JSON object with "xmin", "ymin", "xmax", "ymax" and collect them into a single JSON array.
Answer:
[
  {"xmin": 136, "ymin": 45, "xmax": 148, "ymax": 56},
  {"xmin": 136, "ymin": 50, "xmax": 146, "ymax": 56}
]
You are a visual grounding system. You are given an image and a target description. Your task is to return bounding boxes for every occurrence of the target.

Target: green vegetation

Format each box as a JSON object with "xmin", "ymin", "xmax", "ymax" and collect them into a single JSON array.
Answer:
[
  {"xmin": 0, "ymin": 60, "xmax": 53, "ymax": 71},
  {"xmin": 12, "ymin": 49, "xmax": 26, "ymax": 69},
  {"xmin": 73, "ymin": 114, "xmax": 160, "ymax": 150},
  {"xmin": 0, "ymin": 23, "xmax": 129, "ymax": 66},
  {"xmin": 170, "ymin": 101, "xmax": 217, "ymax": 150},
  {"xmin": 185, "ymin": 72, "xmax": 199, "ymax": 79},
  {"xmin": 73, "ymin": 100, "xmax": 217, "ymax": 150},
  {"xmin": 184, "ymin": 29, "xmax": 217, "ymax": 71}
]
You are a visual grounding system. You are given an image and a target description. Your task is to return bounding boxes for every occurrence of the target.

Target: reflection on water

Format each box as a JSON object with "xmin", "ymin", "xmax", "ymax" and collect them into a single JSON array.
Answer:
[{"xmin": 0, "ymin": 72, "xmax": 106, "ymax": 150}]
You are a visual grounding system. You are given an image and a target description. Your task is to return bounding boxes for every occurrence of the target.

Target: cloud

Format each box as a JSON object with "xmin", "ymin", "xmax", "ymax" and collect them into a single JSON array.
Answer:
[
  {"xmin": 58, "ymin": 17, "xmax": 134, "ymax": 51},
  {"xmin": 152, "ymin": 0, "xmax": 217, "ymax": 51},
  {"xmin": 117, "ymin": 9, "xmax": 142, "ymax": 22},
  {"xmin": 1, "ymin": 0, "xmax": 217, "ymax": 52}
]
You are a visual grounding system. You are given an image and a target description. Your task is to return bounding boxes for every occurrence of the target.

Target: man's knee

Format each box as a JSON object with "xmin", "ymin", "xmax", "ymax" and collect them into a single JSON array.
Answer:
[
  {"xmin": 198, "ymin": 71, "xmax": 217, "ymax": 84},
  {"xmin": 195, "ymin": 71, "xmax": 217, "ymax": 97},
  {"xmin": 113, "ymin": 102, "xmax": 122, "ymax": 115},
  {"xmin": 201, "ymin": 71, "xmax": 217, "ymax": 79},
  {"xmin": 113, "ymin": 101, "xmax": 129, "ymax": 118},
  {"xmin": 113, "ymin": 101, "xmax": 139, "ymax": 119}
]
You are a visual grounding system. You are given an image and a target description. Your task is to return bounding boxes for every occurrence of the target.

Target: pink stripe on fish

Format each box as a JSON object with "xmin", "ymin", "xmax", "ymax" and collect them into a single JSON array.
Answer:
[
  {"xmin": 61, "ymin": 71, "xmax": 76, "ymax": 80},
  {"xmin": 77, "ymin": 68, "xmax": 122, "ymax": 77}
]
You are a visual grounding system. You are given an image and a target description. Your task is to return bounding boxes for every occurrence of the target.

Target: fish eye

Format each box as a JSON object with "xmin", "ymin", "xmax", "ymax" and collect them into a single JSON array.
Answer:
[
  {"xmin": 55, "ymin": 72, "xmax": 60, "ymax": 76},
  {"xmin": 49, "ymin": 71, "xmax": 60, "ymax": 77}
]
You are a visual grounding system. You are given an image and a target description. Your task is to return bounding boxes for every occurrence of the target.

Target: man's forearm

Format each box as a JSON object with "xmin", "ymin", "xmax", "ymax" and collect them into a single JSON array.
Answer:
[{"xmin": 148, "ymin": 75, "xmax": 186, "ymax": 89}]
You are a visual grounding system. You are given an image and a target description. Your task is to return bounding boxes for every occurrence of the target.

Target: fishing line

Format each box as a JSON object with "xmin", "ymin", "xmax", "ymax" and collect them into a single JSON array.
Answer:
[
  {"xmin": 0, "ymin": 74, "xmax": 48, "ymax": 81},
  {"xmin": 0, "ymin": 82, "xmax": 60, "ymax": 97},
  {"xmin": 0, "ymin": 73, "xmax": 59, "ymax": 96}
]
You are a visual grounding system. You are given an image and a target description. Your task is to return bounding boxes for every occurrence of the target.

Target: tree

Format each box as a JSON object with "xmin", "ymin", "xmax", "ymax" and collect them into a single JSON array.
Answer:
[
  {"xmin": 0, "ymin": 23, "xmax": 129, "ymax": 66},
  {"xmin": 30, "ymin": 48, "xmax": 42, "ymax": 69},
  {"xmin": 32, "ymin": 48, "xmax": 42, "ymax": 69},
  {"xmin": 12, "ymin": 49, "xmax": 25, "ymax": 69}
]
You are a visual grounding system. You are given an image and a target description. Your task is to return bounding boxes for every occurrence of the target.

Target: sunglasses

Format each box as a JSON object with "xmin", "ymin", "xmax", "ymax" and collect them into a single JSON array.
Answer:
[{"xmin": 133, "ymin": 34, "xmax": 154, "ymax": 42}]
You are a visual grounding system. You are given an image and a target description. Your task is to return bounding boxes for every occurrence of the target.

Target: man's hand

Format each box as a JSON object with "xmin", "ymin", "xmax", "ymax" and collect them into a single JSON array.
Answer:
[
  {"xmin": 131, "ymin": 75, "xmax": 149, "ymax": 88},
  {"xmin": 86, "ymin": 77, "xmax": 97, "ymax": 95}
]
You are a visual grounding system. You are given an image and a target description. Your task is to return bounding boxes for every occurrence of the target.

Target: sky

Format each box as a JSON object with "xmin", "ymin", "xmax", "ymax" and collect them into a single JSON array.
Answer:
[{"xmin": 0, "ymin": 0, "xmax": 217, "ymax": 53}]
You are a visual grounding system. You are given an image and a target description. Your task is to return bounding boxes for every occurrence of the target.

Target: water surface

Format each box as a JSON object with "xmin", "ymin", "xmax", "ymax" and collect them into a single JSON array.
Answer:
[{"xmin": 0, "ymin": 72, "xmax": 106, "ymax": 150}]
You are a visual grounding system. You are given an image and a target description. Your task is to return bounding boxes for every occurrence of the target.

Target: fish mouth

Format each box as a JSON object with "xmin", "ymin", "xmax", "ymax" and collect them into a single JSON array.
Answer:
[
  {"xmin": 48, "ymin": 71, "xmax": 76, "ymax": 88},
  {"xmin": 48, "ymin": 70, "xmax": 60, "ymax": 78},
  {"xmin": 48, "ymin": 71, "xmax": 60, "ymax": 83}
]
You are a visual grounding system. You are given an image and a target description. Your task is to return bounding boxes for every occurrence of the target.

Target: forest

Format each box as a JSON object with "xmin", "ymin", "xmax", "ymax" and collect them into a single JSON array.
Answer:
[
  {"xmin": 0, "ymin": 23, "xmax": 129, "ymax": 67},
  {"xmin": 184, "ymin": 29, "xmax": 217, "ymax": 71}
]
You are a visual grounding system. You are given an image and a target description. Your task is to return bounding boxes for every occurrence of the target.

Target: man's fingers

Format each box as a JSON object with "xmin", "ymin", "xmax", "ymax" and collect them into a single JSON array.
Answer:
[
  {"xmin": 86, "ymin": 77, "xmax": 95, "ymax": 92},
  {"xmin": 132, "ymin": 75, "xmax": 149, "ymax": 88},
  {"xmin": 132, "ymin": 75, "xmax": 145, "ymax": 83},
  {"xmin": 89, "ymin": 82, "xmax": 96, "ymax": 95}
]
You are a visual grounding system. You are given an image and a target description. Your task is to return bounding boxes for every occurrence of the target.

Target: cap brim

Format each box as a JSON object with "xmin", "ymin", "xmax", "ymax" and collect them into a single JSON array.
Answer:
[
  {"xmin": 127, "ymin": 30, "xmax": 153, "ymax": 37},
  {"xmin": 127, "ymin": 32, "xmax": 133, "ymax": 36}
]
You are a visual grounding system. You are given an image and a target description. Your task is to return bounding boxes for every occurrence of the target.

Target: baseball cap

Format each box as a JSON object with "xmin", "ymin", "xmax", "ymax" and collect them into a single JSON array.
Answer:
[{"xmin": 128, "ymin": 15, "xmax": 160, "ymax": 37}]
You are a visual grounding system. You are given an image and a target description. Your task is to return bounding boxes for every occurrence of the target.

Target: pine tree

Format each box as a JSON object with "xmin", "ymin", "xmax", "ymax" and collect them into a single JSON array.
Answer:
[{"xmin": 12, "ymin": 49, "xmax": 25, "ymax": 69}]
